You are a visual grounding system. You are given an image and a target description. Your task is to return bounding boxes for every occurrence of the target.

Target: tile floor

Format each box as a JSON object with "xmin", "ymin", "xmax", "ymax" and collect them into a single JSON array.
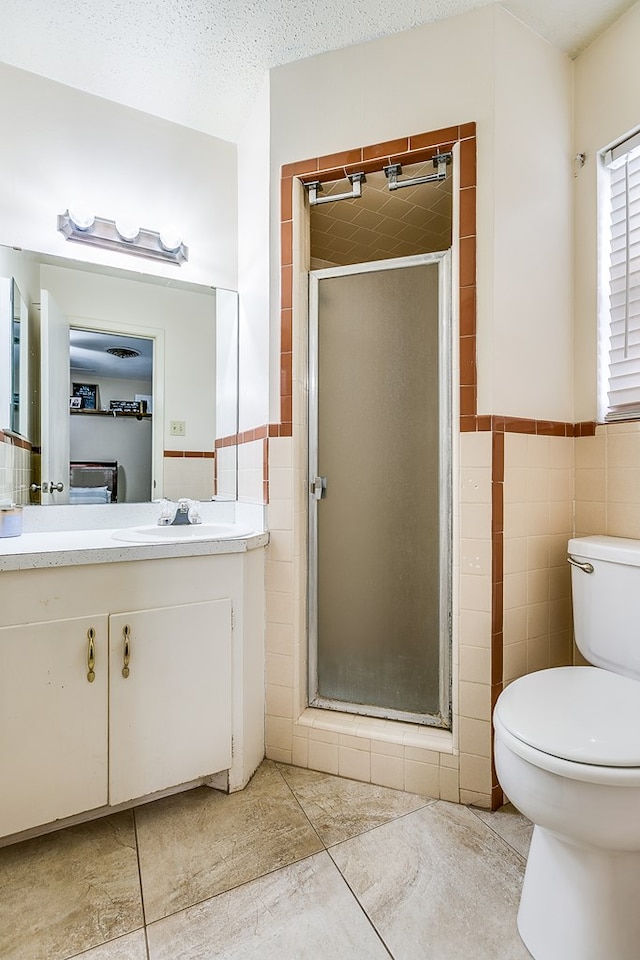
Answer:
[{"xmin": 0, "ymin": 760, "xmax": 533, "ymax": 959}]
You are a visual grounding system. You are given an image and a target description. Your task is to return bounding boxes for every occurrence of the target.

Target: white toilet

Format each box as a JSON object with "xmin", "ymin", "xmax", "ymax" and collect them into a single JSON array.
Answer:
[{"xmin": 493, "ymin": 535, "xmax": 640, "ymax": 960}]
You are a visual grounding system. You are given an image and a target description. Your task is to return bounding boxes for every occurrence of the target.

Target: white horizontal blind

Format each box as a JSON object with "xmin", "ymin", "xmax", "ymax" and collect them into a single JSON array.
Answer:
[{"xmin": 603, "ymin": 143, "xmax": 640, "ymax": 420}]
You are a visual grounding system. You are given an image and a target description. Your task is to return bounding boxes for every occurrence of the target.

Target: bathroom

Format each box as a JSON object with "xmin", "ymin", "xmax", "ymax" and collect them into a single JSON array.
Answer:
[{"xmin": 1, "ymin": 1, "xmax": 640, "ymax": 958}]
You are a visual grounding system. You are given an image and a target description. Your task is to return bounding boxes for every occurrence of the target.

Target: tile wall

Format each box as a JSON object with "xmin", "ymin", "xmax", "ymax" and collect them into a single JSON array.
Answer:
[
  {"xmin": 216, "ymin": 445, "xmax": 238, "ymax": 500},
  {"xmin": 458, "ymin": 431, "xmax": 493, "ymax": 804},
  {"xmin": 575, "ymin": 421, "xmax": 640, "ymax": 537},
  {"xmin": 0, "ymin": 434, "xmax": 31, "ymax": 504},
  {"xmin": 238, "ymin": 439, "xmax": 267, "ymax": 503},
  {"xmin": 162, "ymin": 451, "xmax": 215, "ymax": 501},
  {"xmin": 503, "ymin": 434, "xmax": 574, "ymax": 684}
]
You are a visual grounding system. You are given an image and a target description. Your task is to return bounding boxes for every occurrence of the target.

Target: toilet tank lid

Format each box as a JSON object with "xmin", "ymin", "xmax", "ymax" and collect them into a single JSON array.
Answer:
[
  {"xmin": 495, "ymin": 667, "xmax": 640, "ymax": 767},
  {"xmin": 568, "ymin": 535, "xmax": 640, "ymax": 566}
]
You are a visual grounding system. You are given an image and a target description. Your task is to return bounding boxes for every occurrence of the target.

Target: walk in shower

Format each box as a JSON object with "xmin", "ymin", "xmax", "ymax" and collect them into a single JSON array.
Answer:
[{"xmin": 308, "ymin": 252, "xmax": 452, "ymax": 727}]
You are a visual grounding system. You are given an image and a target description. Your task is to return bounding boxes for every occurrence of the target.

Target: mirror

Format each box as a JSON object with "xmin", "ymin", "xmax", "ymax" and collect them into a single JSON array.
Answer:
[
  {"xmin": 0, "ymin": 245, "xmax": 238, "ymax": 505},
  {"xmin": 0, "ymin": 276, "xmax": 28, "ymax": 437}
]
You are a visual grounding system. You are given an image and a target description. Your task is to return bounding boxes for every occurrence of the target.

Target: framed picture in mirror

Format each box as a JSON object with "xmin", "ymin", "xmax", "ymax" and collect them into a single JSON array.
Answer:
[{"xmin": 72, "ymin": 382, "xmax": 98, "ymax": 410}]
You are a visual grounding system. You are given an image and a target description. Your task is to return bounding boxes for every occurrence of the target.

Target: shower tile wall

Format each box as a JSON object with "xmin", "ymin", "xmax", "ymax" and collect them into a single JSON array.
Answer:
[
  {"xmin": 458, "ymin": 431, "xmax": 493, "ymax": 804},
  {"xmin": 263, "ymin": 431, "xmax": 497, "ymax": 807}
]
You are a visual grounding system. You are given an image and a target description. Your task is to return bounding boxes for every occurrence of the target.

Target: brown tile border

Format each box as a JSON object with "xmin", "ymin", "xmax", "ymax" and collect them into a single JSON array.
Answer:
[
  {"xmin": 163, "ymin": 450, "xmax": 215, "ymax": 458},
  {"xmin": 278, "ymin": 122, "xmax": 477, "ymax": 442},
  {"xmin": 0, "ymin": 432, "xmax": 32, "ymax": 451},
  {"xmin": 226, "ymin": 122, "xmax": 479, "ymax": 494},
  {"xmin": 461, "ymin": 415, "xmax": 595, "ymax": 438}
]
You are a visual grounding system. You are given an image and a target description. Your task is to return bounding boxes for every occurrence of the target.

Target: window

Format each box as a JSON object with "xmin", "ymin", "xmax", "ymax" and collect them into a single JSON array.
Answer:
[{"xmin": 600, "ymin": 130, "xmax": 640, "ymax": 421}]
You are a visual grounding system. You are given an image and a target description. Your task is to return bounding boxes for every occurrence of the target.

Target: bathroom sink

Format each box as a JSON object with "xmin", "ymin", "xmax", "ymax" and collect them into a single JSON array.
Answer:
[{"xmin": 112, "ymin": 523, "xmax": 256, "ymax": 544}]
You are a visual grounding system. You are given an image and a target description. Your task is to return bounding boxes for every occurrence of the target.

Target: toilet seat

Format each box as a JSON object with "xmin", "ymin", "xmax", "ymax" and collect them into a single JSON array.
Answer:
[{"xmin": 494, "ymin": 666, "xmax": 640, "ymax": 783}]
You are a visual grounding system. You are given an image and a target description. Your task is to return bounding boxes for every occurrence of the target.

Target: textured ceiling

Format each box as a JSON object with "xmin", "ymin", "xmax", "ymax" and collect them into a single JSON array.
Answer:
[
  {"xmin": 70, "ymin": 329, "xmax": 153, "ymax": 382},
  {"xmin": 0, "ymin": 0, "xmax": 635, "ymax": 142}
]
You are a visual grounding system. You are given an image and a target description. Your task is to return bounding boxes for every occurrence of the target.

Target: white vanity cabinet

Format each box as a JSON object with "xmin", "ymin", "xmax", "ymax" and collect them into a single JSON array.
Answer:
[
  {"xmin": 108, "ymin": 600, "xmax": 232, "ymax": 805},
  {"xmin": 0, "ymin": 547, "xmax": 265, "ymax": 842},
  {"xmin": 0, "ymin": 615, "xmax": 109, "ymax": 836}
]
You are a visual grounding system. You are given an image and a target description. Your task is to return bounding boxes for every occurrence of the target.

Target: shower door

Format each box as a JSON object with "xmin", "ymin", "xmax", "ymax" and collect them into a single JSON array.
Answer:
[{"xmin": 308, "ymin": 253, "xmax": 451, "ymax": 726}]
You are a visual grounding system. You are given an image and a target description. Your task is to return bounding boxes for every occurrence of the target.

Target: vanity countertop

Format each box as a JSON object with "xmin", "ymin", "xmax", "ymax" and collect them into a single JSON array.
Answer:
[{"xmin": 0, "ymin": 527, "xmax": 269, "ymax": 572}]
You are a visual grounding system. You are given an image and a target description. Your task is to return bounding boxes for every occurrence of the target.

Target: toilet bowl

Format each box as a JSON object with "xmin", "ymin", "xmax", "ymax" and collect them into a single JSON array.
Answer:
[{"xmin": 493, "ymin": 536, "xmax": 640, "ymax": 960}]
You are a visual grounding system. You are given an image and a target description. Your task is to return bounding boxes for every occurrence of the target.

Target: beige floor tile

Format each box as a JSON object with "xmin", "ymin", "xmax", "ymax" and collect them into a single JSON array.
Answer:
[
  {"xmin": 277, "ymin": 762, "xmax": 431, "ymax": 846},
  {"xmin": 146, "ymin": 851, "xmax": 390, "ymax": 960},
  {"xmin": 135, "ymin": 761, "xmax": 323, "ymax": 922},
  {"xmin": 0, "ymin": 812, "xmax": 143, "ymax": 960},
  {"xmin": 67, "ymin": 929, "xmax": 148, "ymax": 959},
  {"xmin": 470, "ymin": 802, "xmax": 533, "ymax": 860},
  {"xmin": 330, "ymin": 801, "xmax": 530, "ymax": 960}
]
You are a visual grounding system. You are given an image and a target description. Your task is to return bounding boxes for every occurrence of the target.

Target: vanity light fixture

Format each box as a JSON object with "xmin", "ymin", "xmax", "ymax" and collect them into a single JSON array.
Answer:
[
  {"xmin": 383, "ymin": 152, "xmax": 452, "ymax": 191},
  {"xmin": 57, "ymin": 210, "xmax": 188, "ymax": 265}
]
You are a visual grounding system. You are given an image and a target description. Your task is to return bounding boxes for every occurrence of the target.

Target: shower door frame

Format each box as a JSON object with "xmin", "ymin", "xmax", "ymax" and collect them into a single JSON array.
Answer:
[{"xmin": 308, "ymin": 251, "xmax": 453, "ymax": 727}]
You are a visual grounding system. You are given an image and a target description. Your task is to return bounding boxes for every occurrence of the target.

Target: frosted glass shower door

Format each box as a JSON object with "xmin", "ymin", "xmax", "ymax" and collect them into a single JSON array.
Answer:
[{"xmin": 309, "ymin": 254, "xmax": 451, "ymax": 726}]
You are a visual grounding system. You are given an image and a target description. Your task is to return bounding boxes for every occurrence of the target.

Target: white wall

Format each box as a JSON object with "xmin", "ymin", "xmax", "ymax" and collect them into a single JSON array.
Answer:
[
  {"xmin": 0, "ymin": 62, "xmax": 238, "ymax": 291},
  {"xmin": 573, "ymin": 1, "xmax": 640, "ymax": 420},
  {"xmin": 490, "ymin": 11, "xmax": 573, "ymax": 421},
  {"xmin": 237, "ymin": 78, "xmax": 271, "ymax": 433},
  {"xmin": 264, "ymin": 5, "xmax": 573, "ymax": 423}
]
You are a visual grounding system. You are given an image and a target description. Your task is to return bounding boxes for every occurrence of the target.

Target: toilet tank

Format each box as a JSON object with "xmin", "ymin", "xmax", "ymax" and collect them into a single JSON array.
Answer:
[{"xmin": 569, "ymin": 535, "xmax": 640, "ymax": 682}]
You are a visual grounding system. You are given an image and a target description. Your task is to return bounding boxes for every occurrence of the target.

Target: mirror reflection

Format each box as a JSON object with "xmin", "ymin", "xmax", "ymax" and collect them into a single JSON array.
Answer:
[
  {"xmin": 0, "ymin": 246, "xmax": 238, "ymax": 505},
  {"xmin": 69, "ymin": 329, "xmax": 153, "ymax": 503},
  {"xmin": 0, "ymin": 277, "xmax": 28, "ymax": 439}
]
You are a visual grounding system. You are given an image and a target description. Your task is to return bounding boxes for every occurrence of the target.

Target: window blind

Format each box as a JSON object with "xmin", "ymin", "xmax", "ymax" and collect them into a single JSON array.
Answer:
[{"xmin": 603, "ymin": 139, "xmax": 640, "ymax": 421}]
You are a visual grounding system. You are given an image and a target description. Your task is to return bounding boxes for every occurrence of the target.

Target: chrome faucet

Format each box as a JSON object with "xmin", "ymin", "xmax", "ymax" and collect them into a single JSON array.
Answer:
[{"xmin": 157, "ymin": 498, "xmax": 202, "ymax": 526}]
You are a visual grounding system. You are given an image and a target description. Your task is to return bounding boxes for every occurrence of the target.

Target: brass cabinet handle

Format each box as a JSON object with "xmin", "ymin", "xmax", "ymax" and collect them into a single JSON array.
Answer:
[
  {"xmin": 87, "ymin": 627, "xmax": 96, "ymax": 683},
  {"xmin": 122, "ymin": 624, "xmax": 131, "ymax": 678}
]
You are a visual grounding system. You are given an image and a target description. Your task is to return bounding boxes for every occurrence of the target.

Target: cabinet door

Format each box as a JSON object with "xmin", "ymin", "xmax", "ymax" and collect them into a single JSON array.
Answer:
[
  {"xmin": 109, "ymin": 599, "xmax": 232, "ymax": 805},
  {"xmin": 0, "ymin": 616, "xmax": 108, "ymax": 837}
]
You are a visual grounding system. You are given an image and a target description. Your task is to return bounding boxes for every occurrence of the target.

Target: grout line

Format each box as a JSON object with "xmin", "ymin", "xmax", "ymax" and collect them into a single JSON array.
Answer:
[
  {"xmin": 273, "ymin": 760, "xmax": 437, "ymax": 849},
  {"xmin": 129, "ymin": 767, "xmax": 329, "ymax": 930},
  {"xmin": 132, "ymin": 807, "xmax": 152, "ymax": 960},
  {"xmin": 271, "ymin": 759, "xmax": 327, "ymax": 850},
  {"xmin": 466, "ymin": 806, "xmax": 531, "ymax": 865},
  {"xmin": 324, "ymin": 846, "xmax": 396, "ymax": 959}
]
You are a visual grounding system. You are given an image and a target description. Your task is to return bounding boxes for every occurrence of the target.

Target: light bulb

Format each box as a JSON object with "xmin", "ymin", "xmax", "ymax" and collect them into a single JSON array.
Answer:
[
  {"xmin": 115, "ymin": 219, "xmax": 140, "ymax": 242},
  {"xmin": 68, "ymin": 208, "xmax": 95, "ymax": 231},
  {"xmin": 159, "ymin": 230, "xmax": 182, "ymax": 252}
]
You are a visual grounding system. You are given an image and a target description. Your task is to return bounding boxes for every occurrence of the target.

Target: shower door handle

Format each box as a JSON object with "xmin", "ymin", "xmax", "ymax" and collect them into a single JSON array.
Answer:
[{"xmin": 311, "ymin": 476, "xmax": 327, "ymax": 500}]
